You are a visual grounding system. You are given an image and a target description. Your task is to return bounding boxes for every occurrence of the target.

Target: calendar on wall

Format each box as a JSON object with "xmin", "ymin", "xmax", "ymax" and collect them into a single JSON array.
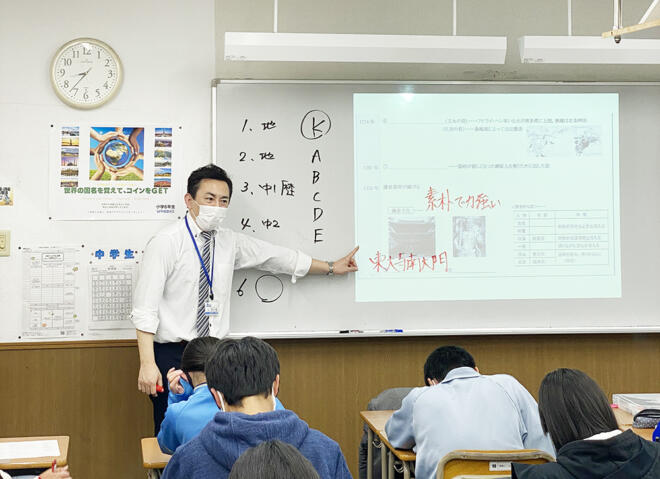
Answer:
[{"xmin": 87, "ymin": 246, "xmax": 139, "ymax": 330}]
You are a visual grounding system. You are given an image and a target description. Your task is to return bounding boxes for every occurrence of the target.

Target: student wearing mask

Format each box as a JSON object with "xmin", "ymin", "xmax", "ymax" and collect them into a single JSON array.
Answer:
[
  {"xmin": 228, "ymin": 440, "xmax": 320, "ymax": 479},
  {"xmin": 161, "ymin": 336, "xmax": 352, "ymax": 479},
  {"xmin": 157, "ymin": 337, "xmax": 286, "ymax": 453},
  {"xmin": 385, "ymin": 345, "xmax": 554, "ymax": 479},
  {"xmin": 512, "ymin": 368, "xmax": 660, "ymax": 479},
  {"xmin": 130, "ymin": 164, "xmax": 358, "ymax": 433}
]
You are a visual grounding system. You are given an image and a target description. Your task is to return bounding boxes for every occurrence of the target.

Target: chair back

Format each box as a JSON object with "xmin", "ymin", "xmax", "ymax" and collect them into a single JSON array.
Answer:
[{"xmin": 436, "ymin": 449, "xmax": 554, "ymax": 479}]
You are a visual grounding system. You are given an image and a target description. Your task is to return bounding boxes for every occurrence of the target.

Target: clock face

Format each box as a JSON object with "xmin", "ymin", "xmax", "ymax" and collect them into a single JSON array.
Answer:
[{"xmin": 50, "ymin": 38, "xmax": 122, "ymax": 109}]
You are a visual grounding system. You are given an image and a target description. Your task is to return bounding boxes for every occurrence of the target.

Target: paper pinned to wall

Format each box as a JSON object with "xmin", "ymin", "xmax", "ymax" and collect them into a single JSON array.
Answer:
[
  {"xmin": 21, "ymin": 246, "xmax": 82, "ymax": 339},
  {"xmin": 87, "ymin": 245, "xmax": 140, "ymax": 330},
  {"xmin": 49, "ymin": 124, "xmax": 182, "ymax": 220}
]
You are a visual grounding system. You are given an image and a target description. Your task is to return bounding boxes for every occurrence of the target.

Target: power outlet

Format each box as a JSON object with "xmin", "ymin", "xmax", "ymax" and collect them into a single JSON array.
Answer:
[{"xmin": 0, "ymin": 230, "xmax": 9, "ymax": 256}]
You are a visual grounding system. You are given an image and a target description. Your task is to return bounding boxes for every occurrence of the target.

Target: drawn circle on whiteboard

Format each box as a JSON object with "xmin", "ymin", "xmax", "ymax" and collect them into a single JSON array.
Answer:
[
  {"xmin": 300, "ymin": 110, "xmax": 331, "ymax": 140},
  {"xmin": 255, "ymin": 274, "xmax": 284, "ymax": 303}
]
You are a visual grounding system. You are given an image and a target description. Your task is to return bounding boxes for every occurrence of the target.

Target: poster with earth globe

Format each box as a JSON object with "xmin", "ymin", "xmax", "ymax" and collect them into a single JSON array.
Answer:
[
  {"xmin": 49, "ymin": 124, "xmax": 180, "ymax": 220},
  {"xmin": 89, "ymin": 127, "xmax": 144, "ymax": 181}
]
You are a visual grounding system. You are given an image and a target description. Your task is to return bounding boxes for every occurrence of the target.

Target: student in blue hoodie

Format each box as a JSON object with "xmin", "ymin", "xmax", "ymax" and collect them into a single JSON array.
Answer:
[
  {"xmin": 161, "ymin": 336, "xmax": 352, "ymax": 479},
  {"xmin": 157, "ymin": 337, "xmax": 284, "ymax": 454}
]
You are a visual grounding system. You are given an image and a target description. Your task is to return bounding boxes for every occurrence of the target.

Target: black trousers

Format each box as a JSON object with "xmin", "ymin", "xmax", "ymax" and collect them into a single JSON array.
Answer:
[{"xmin": 151, "ymin": 341, "xmax": 187, "ymax": 435}]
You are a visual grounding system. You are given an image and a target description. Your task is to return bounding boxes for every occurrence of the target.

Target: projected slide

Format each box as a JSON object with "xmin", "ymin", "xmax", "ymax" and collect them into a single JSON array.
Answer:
[{"xmin": 354, "ymin": 93, "xmax": 621, "ymax": 302}]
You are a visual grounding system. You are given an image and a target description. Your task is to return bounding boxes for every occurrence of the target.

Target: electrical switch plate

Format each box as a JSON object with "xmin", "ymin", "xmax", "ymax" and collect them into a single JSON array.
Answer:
[{"xmin": 0, "ymin": 230, "xmax": 9, "ymax": 256}]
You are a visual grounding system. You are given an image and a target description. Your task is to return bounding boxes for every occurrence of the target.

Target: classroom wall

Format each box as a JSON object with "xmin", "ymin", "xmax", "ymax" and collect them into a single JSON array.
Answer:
[
  {"xmin": 0, "ymin": 0, "xmax": 214, "ymax": 475},
  {"xmin": 2, "ymin": 335, "xmax": 659, "ymax": 478},
  {"xmin": 0, "ymin": 0, "xmax": 215, "ymax": 336}
]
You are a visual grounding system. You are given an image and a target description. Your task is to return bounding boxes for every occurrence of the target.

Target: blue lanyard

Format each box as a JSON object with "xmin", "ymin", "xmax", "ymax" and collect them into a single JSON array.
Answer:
[{"xmin": 185, "ymin": 214, "xmax": 215, "ymax": 300}]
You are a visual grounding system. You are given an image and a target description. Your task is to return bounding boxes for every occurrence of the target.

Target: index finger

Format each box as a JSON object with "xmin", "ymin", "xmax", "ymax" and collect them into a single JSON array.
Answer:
[{"xmin": 347, "ymin": 245, "xmax": 359, "ymax": 258}]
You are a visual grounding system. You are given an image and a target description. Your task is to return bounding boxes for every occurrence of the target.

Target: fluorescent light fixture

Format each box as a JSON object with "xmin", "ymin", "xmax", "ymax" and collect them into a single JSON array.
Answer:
[
  {"xmin": 641, "ymin": 0, "xmax": 660, "ymax": 23},
  {"xmin": 519, "ymin": 35, "xmax": 660, "ymax": 64},
  {"xmin": 225, "ymin": 32, "xmax": 507, "ymax": 64}
]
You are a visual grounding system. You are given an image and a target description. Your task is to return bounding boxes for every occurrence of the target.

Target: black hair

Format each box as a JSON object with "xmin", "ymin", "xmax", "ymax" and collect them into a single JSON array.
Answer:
[
  {"xmin": 205, "ymin": 336, "xmax": 280, "ymax": 406},
  {"xmin": 187, "ymin": 164, "xmax": 233, "ymax": 199},
  {"xmin": 228, "ymin": 440, "xmax": 320, "ymax": 479},
  {"xmin": 538, "ymin": 368, "xmax": 619, "ymax": 450},
  {"xmin": 423, "ymin": 345, "xmax": 476, "ymax": 383},
  {"xmin": 180, "ymin": 337, "xmax": 220, "ymax": 374}
]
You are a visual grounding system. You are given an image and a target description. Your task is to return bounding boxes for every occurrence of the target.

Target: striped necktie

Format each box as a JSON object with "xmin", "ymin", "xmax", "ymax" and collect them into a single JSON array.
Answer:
[{"xmin": 195, "ymin": 230, "xmax": 213, "ymax": 337}]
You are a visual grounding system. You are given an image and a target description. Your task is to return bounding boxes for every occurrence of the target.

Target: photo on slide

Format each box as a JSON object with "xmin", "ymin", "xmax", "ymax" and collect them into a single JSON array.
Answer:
[
  {"xmin": 452, "ymin": 216, "xmax": 486, "ymax": 257},
  {"xmin": 388, "ymin": 217, "xmax": 436, "ymax": 257}
]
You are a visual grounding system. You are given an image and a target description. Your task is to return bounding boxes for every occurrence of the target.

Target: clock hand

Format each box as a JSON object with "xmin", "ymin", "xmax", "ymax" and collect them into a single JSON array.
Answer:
[{"xmin": 71, "ymin": 67, "xmax": 92, "ymax": 89}]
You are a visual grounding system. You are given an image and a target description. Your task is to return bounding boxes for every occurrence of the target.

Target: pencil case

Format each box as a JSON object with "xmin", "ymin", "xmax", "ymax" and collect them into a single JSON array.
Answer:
[{"xmin": 632, "ymin": 409, "xmax": 660, "ymax": 428}]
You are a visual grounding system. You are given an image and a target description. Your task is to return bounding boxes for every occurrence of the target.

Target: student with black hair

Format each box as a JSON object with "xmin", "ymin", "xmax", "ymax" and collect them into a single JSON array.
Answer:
[
  {"xmin": 228, "ymin": 440, "xmax": 320, "ymax": 479},
  {"xmin": 156, "ymin": 337, "xmax": 286, "ymax": 453},
  {"xmin": 131, "ymin": 164, "xmax": 359, "ymax": 432},
  {"xmin": 385, "ymin": 345, "xmax": 554, "ymax": 479},
  {"xmin": 161, "ymin": 336, "xmax": 351, "ymax": 479},
  {"xmin": 512, "ymin": 368, "xmax": 660, "ymax": 479}
]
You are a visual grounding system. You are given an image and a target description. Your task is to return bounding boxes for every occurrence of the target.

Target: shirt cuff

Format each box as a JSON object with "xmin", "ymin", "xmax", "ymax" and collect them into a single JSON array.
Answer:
[
  {"xmin": 130, "ymin": 310, "xmax": 159, "ymax": 334},
  {"xmin": 291, "ymin": 251, "xmax": 312, "ymax": 284}
]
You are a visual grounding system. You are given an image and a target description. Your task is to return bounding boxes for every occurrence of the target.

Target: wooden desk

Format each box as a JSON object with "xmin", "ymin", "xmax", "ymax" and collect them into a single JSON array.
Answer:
[
  {"xmin": 0, "ymin": 436, "xmax": 69, "ymax": 470},
  {"xmin": 360, "ymin": 410, "xmax": 416, "ymax": 479},
  {"xmin": 141, "ymin": 437, "xmax": 171, "ymax": 478},
  {"xmin": 361, "ymin": 408, "xmax": 655, "ymax": 479},
  {"xmin": 614, "ymin": 408, "xmax": 655, "ymax": 442}
]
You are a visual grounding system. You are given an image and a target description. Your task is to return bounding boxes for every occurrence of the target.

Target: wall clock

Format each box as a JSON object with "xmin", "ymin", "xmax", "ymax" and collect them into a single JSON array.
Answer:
[{"xmin": 50, "ymin": 38, "xmax": 122, "ymax": 109}]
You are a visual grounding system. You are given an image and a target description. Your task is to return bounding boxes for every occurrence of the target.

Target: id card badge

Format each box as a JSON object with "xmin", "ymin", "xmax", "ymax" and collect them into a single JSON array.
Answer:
[{"xmin": 204, "ymin": 300, "xmax": 219, "ymax": 316}]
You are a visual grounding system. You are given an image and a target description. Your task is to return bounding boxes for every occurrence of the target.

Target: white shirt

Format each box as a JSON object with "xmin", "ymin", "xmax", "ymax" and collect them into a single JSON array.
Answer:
[
  {"xmin": 130, "ymin": 215, "xmax": 312, "ymax": 342},
  {"xmin": 586, "ymin": 429, "xmax": 623, "ymax": 441},
  {"xmin": 385, "ymin": 367, "xmax": 555, "ymax": 479}
]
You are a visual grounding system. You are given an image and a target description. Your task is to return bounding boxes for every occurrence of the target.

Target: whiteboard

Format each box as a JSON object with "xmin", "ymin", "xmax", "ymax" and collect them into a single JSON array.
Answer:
[{"xmin": 214, "ymin": 80, "xmax": 660, "ymax": 337}]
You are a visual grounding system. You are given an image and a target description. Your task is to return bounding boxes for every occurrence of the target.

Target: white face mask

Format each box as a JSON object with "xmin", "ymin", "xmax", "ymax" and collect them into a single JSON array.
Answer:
[
  {"xmin": 218, "ymin": 388, "xmax": 276, "ymax": 412},
  {"xmin": 192, "ymin": 201, "xmax": 228, "ymax": 231}
]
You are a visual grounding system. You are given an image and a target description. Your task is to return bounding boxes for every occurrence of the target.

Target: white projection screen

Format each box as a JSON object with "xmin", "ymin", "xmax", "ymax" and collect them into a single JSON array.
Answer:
[
  {"xmin": 354, "ymin": 93, "xmax": 620, "ymax": 302},
  {"xmin": 214, "ymin": 81, "xmax": 660, "ymax": 337}
]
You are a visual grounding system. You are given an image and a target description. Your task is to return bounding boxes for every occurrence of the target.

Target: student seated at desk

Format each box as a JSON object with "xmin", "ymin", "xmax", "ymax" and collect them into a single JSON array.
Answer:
[
  {"xmin": 0, "ymin": 466, "xmax": 71, "ymax": 479},
  {"xmin": 512, "ymin": 368, "xmax": 660, "ymax": 479},
  {"xmin": 385, "ymin": 345, "xmax": 554, "ymax": 479},
  {"xmin": 229, "ymin": 440, "xmax": 320, "ymax": 479},
  {"xmin": 161, "ymin": 336, "xmax": 351, "ymax": 479},
  {"xmin": 157, "ymin": 337, "xmax": 284, "ymax": 454}
]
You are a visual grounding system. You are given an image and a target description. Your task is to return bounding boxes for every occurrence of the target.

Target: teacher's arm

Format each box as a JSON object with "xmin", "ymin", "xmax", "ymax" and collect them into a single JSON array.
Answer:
[
  {"xmin": 308, "ymin": 246, "xmax": 359, "ymax": 275},
  {"xmin": 130, "ymin": 234, "xmax": 173, "ymax": 396},
  {"xmin": 234, "ymin": 232, "xmax": 359, "ymax": 280},
  {"xmin": 136, "ymin": 330, "xmax": 161, "ymax": 396}
]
